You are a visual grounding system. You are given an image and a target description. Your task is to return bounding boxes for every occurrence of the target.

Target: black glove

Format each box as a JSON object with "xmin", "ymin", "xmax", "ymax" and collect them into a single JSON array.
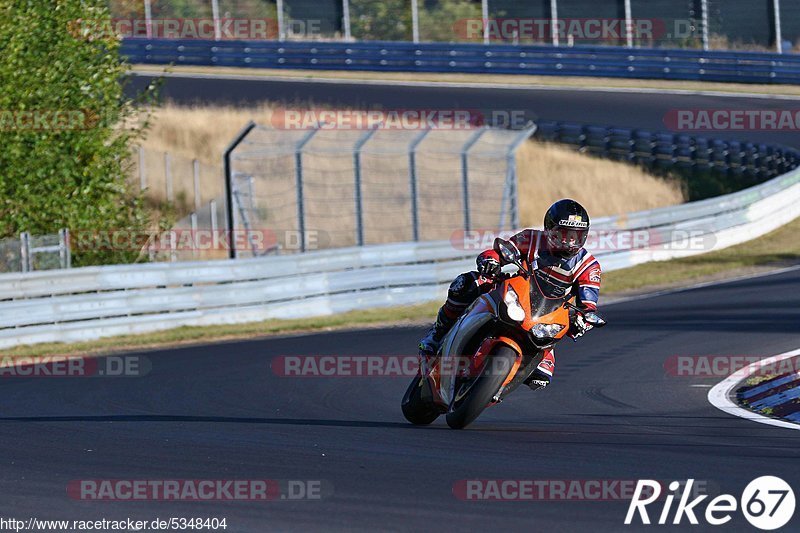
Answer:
[
  {"xmin": 568, "ymin": 313, "xmax": 590, "ymax": 340},
  {"xmin": 477, "ymin": 256, "xmax": 502, "ymax": 279}
]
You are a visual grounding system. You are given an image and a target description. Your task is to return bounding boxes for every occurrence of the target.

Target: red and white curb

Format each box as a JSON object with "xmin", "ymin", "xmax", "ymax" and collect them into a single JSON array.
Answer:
[{"xmin": 708, "ymin": 348, "xmax": 800, "ymax": 431}]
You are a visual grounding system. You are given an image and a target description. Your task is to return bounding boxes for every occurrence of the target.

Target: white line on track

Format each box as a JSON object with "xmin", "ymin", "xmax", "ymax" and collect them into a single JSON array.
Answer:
[
  {"xmin": 708, "ymin": 348, "xmax": 800, "ymax": 431},
  {"xmin": 130, "ymin": 69, "xmax": 800, "ymax": 101}
]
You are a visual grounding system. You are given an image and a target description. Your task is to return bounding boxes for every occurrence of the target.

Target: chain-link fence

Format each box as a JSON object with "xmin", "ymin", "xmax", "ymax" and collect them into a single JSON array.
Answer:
[
  {"xmin": 130, "ymin": 147, "xmax": 223, "ymax": 219},
  {"xmin": 0, "ymin": 230, "xmax": 71, "ymax": 274},
  {"xmin": 222, "ymin": 124, "xmax": 534, "ymax": 258},
  {"xmin": 111, "ymin": 1, "xmax": 800, "ymax": 52}
]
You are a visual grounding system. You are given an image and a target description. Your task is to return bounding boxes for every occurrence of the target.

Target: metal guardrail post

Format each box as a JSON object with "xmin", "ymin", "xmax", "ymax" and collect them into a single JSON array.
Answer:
[
  {"xmin": 411, "ymin": 0, "xmax": 420, "ymax": 43},
  {"xmin": 774, "ymin": 0, "xmax": 783, "ymax": 54},
  {"xmin": 550, "ymin": 0, "xmax": 559, "ymax": 46},
  {"xmin": 353, "ymin": 127, "xmax": 379, "ymax": 246},
  {"xmin": 58, "ymin": 229, "xmax": 71, "ymax": 269},
  {"xmin": 295, "ymin": 126, "xmax": 322, "ymax": 253},
  {"xmin": 408, "ymin": 128, "xmax": 431, "ymax": 242},
  {"xmin": 19, "ymin": 232, "xmax": 30, "ymax": 273},
  {"xmin": 224, "ymin": 121, "xmax": 257, "ymax": 259},
  {"xmin": 460, "ymin": 128, "xmax": 488, "ymax": 233}
]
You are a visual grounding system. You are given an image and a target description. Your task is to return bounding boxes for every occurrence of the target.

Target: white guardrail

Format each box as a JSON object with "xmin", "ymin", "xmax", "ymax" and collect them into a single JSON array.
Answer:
[{"xmin": 1, "ymin": 167, "xmax": 799, "ymax": 348}]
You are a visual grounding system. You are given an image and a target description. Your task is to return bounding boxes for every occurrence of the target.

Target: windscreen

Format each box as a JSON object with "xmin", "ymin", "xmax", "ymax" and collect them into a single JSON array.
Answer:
[{"xmin": 529, "ymin": 273, "xmax": 569, "ymax": 320}]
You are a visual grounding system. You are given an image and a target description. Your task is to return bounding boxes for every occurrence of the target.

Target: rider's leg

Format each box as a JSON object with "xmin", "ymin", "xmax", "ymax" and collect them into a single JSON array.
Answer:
[
  {"xmin": 525, "ymin": 348, "xmax": 555, "ymax": 391},
  {"xmin": 418, "ymin": 272, "xmax": 483, "ymax": 356}
]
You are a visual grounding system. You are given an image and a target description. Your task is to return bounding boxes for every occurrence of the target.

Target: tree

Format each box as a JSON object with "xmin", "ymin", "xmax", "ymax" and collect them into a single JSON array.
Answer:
[{"xmin": 0, "ymin": 0, "xmax": 153, "ymax": 265}]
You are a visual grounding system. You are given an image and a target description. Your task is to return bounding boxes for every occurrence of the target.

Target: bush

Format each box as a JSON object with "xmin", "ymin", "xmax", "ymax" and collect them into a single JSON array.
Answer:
[{"xmin": 0, "ymin": 0, "xmax": 154, "ymax": 266}]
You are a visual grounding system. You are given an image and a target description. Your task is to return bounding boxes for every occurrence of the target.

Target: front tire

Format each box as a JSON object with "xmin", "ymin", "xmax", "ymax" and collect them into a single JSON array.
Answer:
[
  {"xmin": 445, "ymin": 345, "xmax": 518, "ymax": 429},
  {"xmin": 401, "ymin": 376, "xmax": 440, "ymax": 425}
]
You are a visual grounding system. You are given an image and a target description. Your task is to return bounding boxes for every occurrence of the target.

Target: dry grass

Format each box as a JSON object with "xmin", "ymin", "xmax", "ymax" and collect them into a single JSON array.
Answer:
[
  {"xmin": 516, "ymin": 142, "xmax": 684, "ymax": 224},
  {"xmin": 138, "ymin": 103, "xmax": 684, "ymax": 232}
]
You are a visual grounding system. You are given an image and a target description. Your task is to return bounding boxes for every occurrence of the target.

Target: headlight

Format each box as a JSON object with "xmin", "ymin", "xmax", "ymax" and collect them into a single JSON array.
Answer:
[
  {"xmin": 531, "ymin": 323, "xmax": 565, "ymax": 339},
  {"xmin": 503, "ymin": 286, "xmax": 526, "ymax": 322}
]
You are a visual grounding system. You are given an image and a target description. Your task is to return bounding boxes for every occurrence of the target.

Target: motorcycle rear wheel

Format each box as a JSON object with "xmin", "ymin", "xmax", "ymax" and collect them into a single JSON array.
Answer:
[
  {"xmin": 445, "ymin": 345, "xmax": 517, "ymax": 429},
  {"xmin": 401, "ymin": 376, "xmax": 441, "ymax": 425}
]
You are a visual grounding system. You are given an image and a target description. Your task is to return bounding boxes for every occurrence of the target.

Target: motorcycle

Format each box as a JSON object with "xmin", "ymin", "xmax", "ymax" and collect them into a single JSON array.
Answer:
[{"xmin": 402, "ymin": 237, "xmax": 606, "ymax": 429}]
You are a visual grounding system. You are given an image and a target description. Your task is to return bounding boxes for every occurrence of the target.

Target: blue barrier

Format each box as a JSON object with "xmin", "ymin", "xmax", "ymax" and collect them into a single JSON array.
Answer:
[{"xmin": 122, "ymin": 38, "xmax": 800, "ymax": 84}]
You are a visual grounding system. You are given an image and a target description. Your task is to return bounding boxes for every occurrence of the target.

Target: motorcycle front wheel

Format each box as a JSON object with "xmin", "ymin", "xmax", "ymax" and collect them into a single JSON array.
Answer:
[
  {"xmin": 401, "ymin": 376, "xmax": 441, "ymax": 425},
  {"xmin": 445, "ymin": 345, "xmax": 517, "ymax": 429}
]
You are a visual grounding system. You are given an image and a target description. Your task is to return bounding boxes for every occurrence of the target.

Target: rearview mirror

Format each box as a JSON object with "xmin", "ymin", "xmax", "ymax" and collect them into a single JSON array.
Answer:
[
  {"xmin": 584, "ymin": 312, "xmax": 607, "ymax": 328},
  {"xmin": 493, "ymin": 238, "xmax": 520, "ymax": 265}
]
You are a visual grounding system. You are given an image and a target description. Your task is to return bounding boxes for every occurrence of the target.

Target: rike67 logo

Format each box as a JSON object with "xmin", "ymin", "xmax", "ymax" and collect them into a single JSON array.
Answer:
[{"xmin": 625, "ymin": 477, "xmax": 795, "ymax": 530}]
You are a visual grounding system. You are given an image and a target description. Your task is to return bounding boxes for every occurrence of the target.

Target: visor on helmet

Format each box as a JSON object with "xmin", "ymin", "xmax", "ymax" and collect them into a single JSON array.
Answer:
[{"xmin": 546, "ymin": 227, "xmax": 588, "ymax": 258}]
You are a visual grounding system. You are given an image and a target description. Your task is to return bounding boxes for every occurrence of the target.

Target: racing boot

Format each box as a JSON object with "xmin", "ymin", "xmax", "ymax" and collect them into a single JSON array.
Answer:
[
  {"xmin": 525, "ymin": 349, "xmax": 555, "ymax": 391},
  {"xmin": 417, "ymin": 308, "xmax": 458, "ymax": 375}
]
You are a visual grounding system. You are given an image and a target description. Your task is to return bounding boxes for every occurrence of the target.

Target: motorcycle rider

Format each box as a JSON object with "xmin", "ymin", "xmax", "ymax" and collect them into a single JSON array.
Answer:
[{"xmin": 418, "ymin": 199, "xmax": 602, "ymax": 391}]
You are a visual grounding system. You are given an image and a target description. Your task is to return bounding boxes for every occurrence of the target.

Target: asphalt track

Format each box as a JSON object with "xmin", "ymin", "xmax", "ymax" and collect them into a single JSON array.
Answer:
[
  {"xmin": 1, "ymin": 267, "xmax": 799, "ymax": 531},
  {"xmin": 126, "ymin": 73, "xmax": 800, "ymax": 148}
]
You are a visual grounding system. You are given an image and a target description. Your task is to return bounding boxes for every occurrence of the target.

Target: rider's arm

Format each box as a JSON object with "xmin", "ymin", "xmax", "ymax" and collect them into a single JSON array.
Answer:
[
  {"xmin": 574, "ymin": 253, "xmax": 602, "ymax": 311},
  {"xmin": 477, "ymin": 229, "xmax": 537, "ymax": 266}
]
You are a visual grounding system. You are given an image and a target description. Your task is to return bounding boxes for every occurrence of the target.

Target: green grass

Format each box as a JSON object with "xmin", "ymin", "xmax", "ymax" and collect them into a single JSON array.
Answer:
[{"xmin": 2, "ymin": 217, "xmax": 798, "ymax": 359}]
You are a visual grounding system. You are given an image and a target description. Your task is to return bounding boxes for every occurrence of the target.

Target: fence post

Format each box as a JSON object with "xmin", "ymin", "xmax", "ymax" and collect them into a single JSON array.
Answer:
[
  {"xmin": 165, "ymin": 152, "xmax": 173, "ymax": 203},
  {"xmin": 411, "ymin": 0, "xmax": 420, "ymax": 43},
  {"xmin": 19, "ymin": 232, "xmax": 30, "ymax": 273},
  {"xmin": 139, "ymin": 146, "xmax": 147, "ymax": 190},
  {"xmin": 58, "ymin": 228, "xmax": 71, "ymax": 269},
  {"xmin": 353, "ymin": 127, "xmax": 380, "ymax": 246},
  {"xmin": 212, "ymin": 0, "xmax": 221, "ymax": 40},
  {"xmin": 482, "ymin": 0, "xmax": 489, "ymax": 45},
  {"xmin": 193, "ymin": 159, "xmax": 201, "ymax": 212},
  {"xmin": 773, "ymin": 0, "xmax": 783, "ymax": 53},
  {"xmin": 190, "ymin": 213, "xmax": 199, "ymax": 259},
  {"xmin": 624, "ymin": 0, "xmax": 633, "ymax": 48},
  {"xmin": 550, "ymin": 0, "xmax": 559, "ymax": 46},
  {"xmin": 210, "ymin": 199, "xmax": 219, "ymax": 251},
  {"xmin": 408, "ymin": 128, "xmax": 431, "ymax": 242},
  {"xmin": 224, "ymin": 121, "xmax": 257, "ymax": 259},
  {"xmin": 144, "ymin": 0, "xmax": 152, "ymax": 39},
  {"xmin": 700, "ymin": 0, "xmax": 709, "ymax": 51},
  {"xmin": 277, "ymin": 0, "xmax": 286, "ymax": 41},
  {"xmin": 295, "ymin": 126, "xmax": 322, "ymax": 253},
  {"xmin": 342, "ymin": 0, "xmax": 352, "ymax": 41},
  {"xmin": 460, "ymin": 128, "xmax": 487, "ymax": 233}
]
